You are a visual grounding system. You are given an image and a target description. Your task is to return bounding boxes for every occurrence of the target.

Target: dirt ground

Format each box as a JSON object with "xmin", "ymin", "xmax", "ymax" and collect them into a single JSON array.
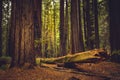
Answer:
[{"xmin": 0, "ymin": 61, "xmax": 120, "ymax": 80}]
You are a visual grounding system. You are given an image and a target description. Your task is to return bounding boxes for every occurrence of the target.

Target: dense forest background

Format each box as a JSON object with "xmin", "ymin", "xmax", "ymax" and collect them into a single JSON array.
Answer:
[{"xmin": 0, "ymin": 0, "xmax": 120, "ymax": 67}]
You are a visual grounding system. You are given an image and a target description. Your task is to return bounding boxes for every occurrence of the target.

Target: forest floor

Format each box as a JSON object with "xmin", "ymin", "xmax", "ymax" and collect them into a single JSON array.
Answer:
[{"xmin": 0, "ymin": 61, "xmax": 120, "ymax": 80}]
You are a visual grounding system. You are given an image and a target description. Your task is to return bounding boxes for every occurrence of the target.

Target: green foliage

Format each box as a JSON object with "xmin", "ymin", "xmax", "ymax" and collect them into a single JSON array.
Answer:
[
  {"xmin": 1, "ymin": 0, "xmax": 11, "ymax": 56},
  {"xmin": 98, "ymin": 0, "xmax": 110, "ymax": 51},
  {"xmin": 34, "ymin": 39, "xmax": 41, "ymax": 49},
  {"xmin": 0, "ymin": 56, "xmax": 11, "ymax": 64},
  {"xmin": 112, "ymin": 50, "xmax": 120, "ymax": 55},
  {"xmin": 0, "ymin": 56, "xmax": 11, "ymax": 70}
]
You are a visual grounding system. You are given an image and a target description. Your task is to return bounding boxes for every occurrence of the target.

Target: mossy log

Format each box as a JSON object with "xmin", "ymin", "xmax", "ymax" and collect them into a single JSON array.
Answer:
[{"xmin": 39, "ymin": 49, "xmax": 109, "ymax": 64}]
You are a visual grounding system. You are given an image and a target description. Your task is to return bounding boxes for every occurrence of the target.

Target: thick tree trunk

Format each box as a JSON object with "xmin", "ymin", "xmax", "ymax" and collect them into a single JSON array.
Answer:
[
  {"xmin": 71, "ymin": 0, "xmax": 84, "ymax": 53},
  {"xmin": 108, "ymin": 0, "xmax": 120, "ymax": 52},
  {"xmin": 0, "ymin": 0, "xmax": 2, "ymax": 56},
  {"xmin": 10, "ymin": 0, "xmax": 35, "ymax": 68}
]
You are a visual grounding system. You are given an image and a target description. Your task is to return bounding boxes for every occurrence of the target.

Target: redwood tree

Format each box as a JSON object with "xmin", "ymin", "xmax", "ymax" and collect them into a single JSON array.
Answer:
[
  {"xmin": 83, "ymin": 0, "xmax": 95, "ymax": 50},
  {"xmin": 108, "ymin": 0, "xmax": 120, "ymax": 52},
  {"xmin": 60, "ymin": 0, "xmax": 66, "ymax": 56},
  {"xmin": 65, "ymin": 0, "xmax": 69, "ymax": 53},
  {"xmin": 9, "ymin": 0, "xmax": 35, "ymax": 67},
  {"xmin": 85, "ymin": 0, "xmax": 93, "ymax": 50},
  {"xmin": 34, "ymin": 0, "xmax": 42, "ymax": 56},
  {"xmin": 71, "ymin": 0, "xmax": 84, "ymax": 53},
  {"xmin": 93, "ymin": 0, "xmax": 99, "ymax": 48},
  {"xmin": 0, "ymin": 0, "xmax": 2, "ymax": 56}
]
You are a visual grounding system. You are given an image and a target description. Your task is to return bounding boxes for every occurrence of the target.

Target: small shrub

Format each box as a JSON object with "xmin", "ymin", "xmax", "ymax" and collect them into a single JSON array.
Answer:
[
  {"xmin": 0, "ymin": 65, "xmax": 9, "ymax": 70},
  {"xmin": 0, "ymin": 56, "xmax": 11, "ymax": 66},
  {"xmin": 112, "ymin": 50, "xmax": 120, "ymax": 55}
]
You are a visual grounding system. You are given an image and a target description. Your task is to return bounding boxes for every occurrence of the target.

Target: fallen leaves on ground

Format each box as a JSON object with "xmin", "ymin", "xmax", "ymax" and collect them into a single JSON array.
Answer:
[{"xmin": 0, "ymin": 61, "xmax": 120, "ymax": 80}]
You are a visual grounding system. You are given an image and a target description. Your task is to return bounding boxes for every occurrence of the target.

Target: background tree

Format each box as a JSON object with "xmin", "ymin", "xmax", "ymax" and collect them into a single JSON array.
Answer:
[
  {"xmin": 98, "ymin": 0, "xmax": 110, "ymax": 52},
  {"xmin": 2, "ymin": 0, "xmax": 11, "ymax": 56},
  {"xmin": 53, "ymin": 0, "xmax": 57, "ymax": 57},
  {"xmin": 9, "ymin": 0, "xmax": 35, "ymax": 67},
  {"xmin": 0, "ymin": 0, "xmax": 2, "ymax": 56},
  {"xmin": 93, "ymin": 0, "xmax": 99, "ymax": 48},
  {"xmin": 34, "ymin": 0, "xmax": 42, "ymax": 57},
  {"xmin": 71, "ymin": 0, "xmax": 84, "ymax": 53},
  {"xmin": 65, "ymin": 0, "xmax": 70, "ymax": 54},
  {"xmin": 1, "ymin": 0, "xmax": 110, "ymax": 60},
  {"xmin": 108, "ymin": 0, "xmax": 120, "ymax": 52},
  {"xmin": 83, "ymin": 0, "xmax": 100, "ymax": 50},
  {"xmin": 83, "ymin": 0, "xmax": 93, "ymax": 50},
  {"xmin": 59, "ymin": 0, "xmax": 66, "ymax": 56}
]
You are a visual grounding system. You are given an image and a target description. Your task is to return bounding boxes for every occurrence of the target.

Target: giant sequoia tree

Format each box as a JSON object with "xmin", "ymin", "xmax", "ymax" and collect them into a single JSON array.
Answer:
[
  {"xmin": 9, "ymin": 0, "xmax": 35, "ymax": 67},
  {"xmin": 109, "ymin": 0, "xmax": 120, "ymax": 52}
]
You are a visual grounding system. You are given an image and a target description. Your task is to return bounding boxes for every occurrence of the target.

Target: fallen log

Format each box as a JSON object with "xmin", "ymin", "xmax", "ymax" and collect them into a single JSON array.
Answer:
[{"xmin": 39, "ymin": 49, "xmax": 109, "ymax": 64}]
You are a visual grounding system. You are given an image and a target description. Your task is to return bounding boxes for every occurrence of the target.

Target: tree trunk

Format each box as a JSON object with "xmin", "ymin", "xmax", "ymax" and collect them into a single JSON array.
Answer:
[
  {"xmin": 40, "ymin": 49, "xmax": 108, "ymax": 64},
  {"xmin": 93, "ymin": 0, "xmax": 99, "ymax": 48},
  {"xmin": 10, "ymin": 0, "xmax": 35, "ymax": 68},
  {"xmin": 86, "ymin": 0, "xmax": 93, "ymax": 50},
  {"xmin": 34, "ymin": 0, "xmax": 42, "ymax": 57},
  {"xmin": 71, "ymin": 0, "xmax": 84, "ymax": 53},
  {"xmin": 78, "ymin": 0, "xmax": 84, "ymax": 51},
  {"xmin": 108, "ymin": 0, "xmax": 120, "ymax": 52},
  {"xmin": 60, "ymin": 0, "xmax": 66, "ymax": 56},
  {"xmin": 53, "ymin": 0, "xmax": 57, "ymax": 57},
  {"xmin": 8, "ymin": 0, "xmax": 15, "ymax": 57},
  {"xmin": 83, "ymin": 0, "xmax": 87, "ymax": 48},
  {"xmin": 0, "ymin": 0, "xmax": 2, "ymax": 56},
  {"xmin": 65, "ymin": 0, "xmax": 69, "ymax": 54}
]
